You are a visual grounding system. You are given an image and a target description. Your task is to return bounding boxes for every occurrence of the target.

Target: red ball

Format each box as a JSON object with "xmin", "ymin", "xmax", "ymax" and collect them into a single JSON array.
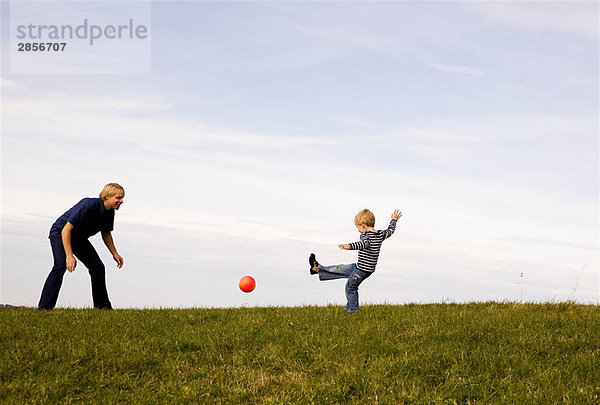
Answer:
[{"xmin": 239, "ymin": 275, "xmax": 256, "ymax": 293}]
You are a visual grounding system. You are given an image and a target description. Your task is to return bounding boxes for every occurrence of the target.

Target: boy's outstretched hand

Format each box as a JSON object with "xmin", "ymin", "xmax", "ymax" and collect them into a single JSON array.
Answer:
[{"xmin": 391, "ymin": 209, "xmax": 402, "ymax": 220}]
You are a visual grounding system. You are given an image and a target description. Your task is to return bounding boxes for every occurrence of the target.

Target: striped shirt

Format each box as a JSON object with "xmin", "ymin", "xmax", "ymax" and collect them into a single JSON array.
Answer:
[{"xmin": 349, "ymin": 219, "xmax": 397, "ymax": 273}]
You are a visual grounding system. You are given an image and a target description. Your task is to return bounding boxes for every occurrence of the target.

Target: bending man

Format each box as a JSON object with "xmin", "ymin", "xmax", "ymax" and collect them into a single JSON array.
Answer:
[{"xmin": 38, "ymin": 183, "xmax": 125, "ymax": 310}]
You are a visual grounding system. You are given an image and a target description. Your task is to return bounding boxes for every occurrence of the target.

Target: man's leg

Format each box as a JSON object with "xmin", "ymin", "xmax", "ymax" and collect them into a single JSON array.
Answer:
[
  {"xmin": 38, "ymin": 237, "xmax": 67, "ymax": 310},
  {"xmin": 318, "ymin": 263, "xmax": 357, "ymax": 281},
  {"xmin": 73, "ymin": 240, "xmax": 112, "ymax": 309}
]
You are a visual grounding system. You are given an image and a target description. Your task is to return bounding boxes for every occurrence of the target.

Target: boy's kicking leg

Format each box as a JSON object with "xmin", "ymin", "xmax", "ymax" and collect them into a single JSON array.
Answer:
[
  {"xmin": 309, "ymin": 253, "xmax": 357, "ymax": 281},
  {"xmin": 318, "ymin": 263, "xmax": 358, "ymax": 281}
]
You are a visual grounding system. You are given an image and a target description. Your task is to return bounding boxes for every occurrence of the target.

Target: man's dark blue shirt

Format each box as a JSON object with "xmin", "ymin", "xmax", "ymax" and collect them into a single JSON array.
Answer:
[{"xmin": 49, "ymin": 198, "xmax": 114, "ymax": 240}]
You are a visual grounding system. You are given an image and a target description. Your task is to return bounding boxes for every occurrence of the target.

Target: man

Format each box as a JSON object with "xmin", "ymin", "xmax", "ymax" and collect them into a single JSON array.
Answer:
[{"xmin": 38, "ymin": 183, "xmax": 125, "ymax": 310}]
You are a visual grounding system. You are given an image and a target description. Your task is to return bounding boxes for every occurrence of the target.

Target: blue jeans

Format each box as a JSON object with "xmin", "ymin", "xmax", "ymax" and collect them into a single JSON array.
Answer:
[
  {"xmin": 38, "ymin": 236, "xmax": 112, "ymax": 310},
  {"xmin": 318, "ymin": 263, "xmax": 372, "ymax": 312}
]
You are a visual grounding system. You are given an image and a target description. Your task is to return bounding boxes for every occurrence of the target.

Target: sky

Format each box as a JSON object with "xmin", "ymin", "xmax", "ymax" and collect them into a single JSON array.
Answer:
[{"xmin": 1, "ymin": 0, "xmax": 598, "ymax": 308}]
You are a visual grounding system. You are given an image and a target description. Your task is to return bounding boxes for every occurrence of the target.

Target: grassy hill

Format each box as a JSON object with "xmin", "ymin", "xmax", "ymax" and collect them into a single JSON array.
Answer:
[{"xmin": 1, "ymin": 303, "xmax": 598, "ymax": 403}]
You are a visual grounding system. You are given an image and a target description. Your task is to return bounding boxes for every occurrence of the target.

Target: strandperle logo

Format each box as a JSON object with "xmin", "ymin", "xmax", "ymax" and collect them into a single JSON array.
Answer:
[{"xmin": 16, "ymin": 19, "xmax": 149, "ymax": 45}]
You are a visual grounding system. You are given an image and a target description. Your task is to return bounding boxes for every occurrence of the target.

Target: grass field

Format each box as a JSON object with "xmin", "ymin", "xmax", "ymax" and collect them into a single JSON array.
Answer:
[{"xmin": 1, "ymin": 303, "xmax": 599, "ymax": 403}]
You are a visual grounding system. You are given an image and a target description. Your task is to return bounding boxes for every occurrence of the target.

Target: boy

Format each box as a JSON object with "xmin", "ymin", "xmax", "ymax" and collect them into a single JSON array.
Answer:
[
  {"xmin": 38, "ymin": 183, "xmax": 125, "ymax": 310},
  {"xmin": 309, "ymin": 208, "xmax": 401, "ymax": 313}
]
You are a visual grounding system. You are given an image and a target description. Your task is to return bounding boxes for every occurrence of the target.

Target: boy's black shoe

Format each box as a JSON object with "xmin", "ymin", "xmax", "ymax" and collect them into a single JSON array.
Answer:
[{"xmin": 309, "ymin": 253, "xmax": 319, "ymax": 275}]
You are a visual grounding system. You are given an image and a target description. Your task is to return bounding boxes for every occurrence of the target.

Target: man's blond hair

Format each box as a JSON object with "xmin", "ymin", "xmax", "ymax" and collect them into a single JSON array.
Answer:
[
  {"xmin": 354, "ymin": 209, "xmax": 375, "ymax": 227},
  {"xmin": 99, "ymin": 183, "xmax": 124, "ymax": 200}
]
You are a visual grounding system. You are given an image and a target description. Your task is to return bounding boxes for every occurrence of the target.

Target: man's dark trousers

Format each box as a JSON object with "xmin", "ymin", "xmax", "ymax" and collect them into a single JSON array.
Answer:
[{"xmin": 38, "ymin": 236, "xmax": 112, "ymax": 310}]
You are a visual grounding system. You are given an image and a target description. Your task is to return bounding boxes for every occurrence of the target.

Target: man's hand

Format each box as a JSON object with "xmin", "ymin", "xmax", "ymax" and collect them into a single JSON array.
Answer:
[
  {"xmin": 113, "ymin": 253, "xmax": 124, "ymax": 269},
  {"xmin": 338, "ymin": 244, "xmax": 350, "ymax": 250},
  {"xmin": 66, "ymin": 254, "xmax": 77, "ymax": 272},
  {"xmin": 391, "ymin": 209, "xmax": 402, "ymax": 220}
]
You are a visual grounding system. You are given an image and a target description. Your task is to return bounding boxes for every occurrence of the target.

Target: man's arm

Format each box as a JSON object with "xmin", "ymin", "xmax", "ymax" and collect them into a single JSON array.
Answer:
[
  {"xmin": 62, "ymin": 222, "xmax": 77, "ymax": 272},
  {"xmin": 101, "ymin": 232, "xmax": 124, "ymax": 269}
]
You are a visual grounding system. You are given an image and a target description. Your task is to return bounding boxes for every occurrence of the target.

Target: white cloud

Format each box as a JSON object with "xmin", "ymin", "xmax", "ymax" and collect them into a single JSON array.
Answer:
[
  {"xmin": 3, "ymin": 80, "xmax": 596, "ymax": 223},
  {"xmin": 465, "ymin": 2, "xmax": 598, "ymax": 40},
  {"xmin": 295, "ymin": 25, "xmax": 400, "ymax": 53},
  {"xmin": 429, "ymin": 63, "xmax": 485, "ymax": 76},
  {"xmin": 2, "ymin": 81, "xmax": 336, "ymax": 154}
]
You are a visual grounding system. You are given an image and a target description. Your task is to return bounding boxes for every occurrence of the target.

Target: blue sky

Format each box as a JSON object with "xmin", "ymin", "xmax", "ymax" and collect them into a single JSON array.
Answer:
[{"xmin": 1, "ymin": 1, "xmax": 598, "ymax": 308}]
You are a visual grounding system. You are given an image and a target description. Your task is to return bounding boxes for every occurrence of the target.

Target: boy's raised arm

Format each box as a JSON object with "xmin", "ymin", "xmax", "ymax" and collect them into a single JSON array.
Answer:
[{"xmin": 381, "ymin": 209, "xmax": 402, "ymax": 239}]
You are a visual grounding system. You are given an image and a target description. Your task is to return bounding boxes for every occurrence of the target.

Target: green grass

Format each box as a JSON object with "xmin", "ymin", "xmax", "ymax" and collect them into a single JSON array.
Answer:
[{"xmin": 1, "ymin": 303, "xmax": 599, "ymax": 404}]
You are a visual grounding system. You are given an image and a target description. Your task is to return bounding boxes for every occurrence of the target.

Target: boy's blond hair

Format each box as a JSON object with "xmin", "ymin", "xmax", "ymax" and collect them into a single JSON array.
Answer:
[
  {"xmin": 99, "ymin": 183, "xmax": 125, "ymax": 200},
  {"xmin": 354, "ymin": 209, "xmax": 375, "ymax": 227}
]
